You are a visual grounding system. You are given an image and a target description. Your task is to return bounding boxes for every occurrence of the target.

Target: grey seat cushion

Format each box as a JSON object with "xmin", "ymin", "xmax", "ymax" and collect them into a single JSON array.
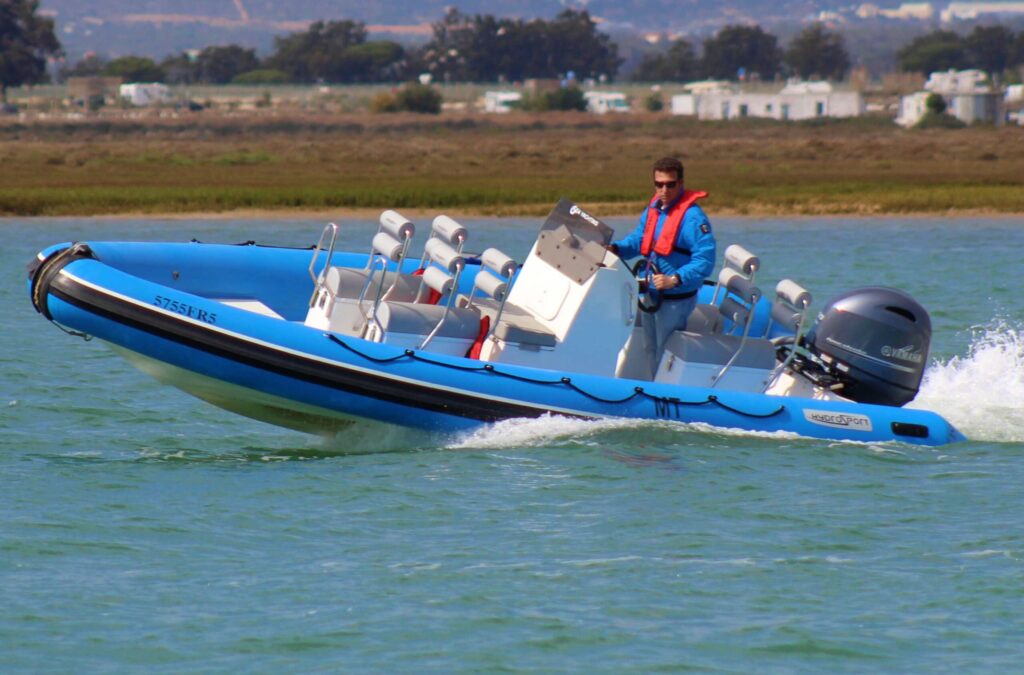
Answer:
[
  {"xmin": 686, "ymin": 303, "xmax": 724, "ymax": 333},
  {"xmin": 375, "ymin": 302, "xmax": 482, "ymax": 340},
  {"xmin": 327, "ymin": 267, "xmax": 427, "ymax": 303},
  {"xmin": 467, "ymin": 297, "xmax": 557, "ymax": 347},
  {"xmin": 665, "ymin": 331, "xmax": 777, "ymax": 369}
]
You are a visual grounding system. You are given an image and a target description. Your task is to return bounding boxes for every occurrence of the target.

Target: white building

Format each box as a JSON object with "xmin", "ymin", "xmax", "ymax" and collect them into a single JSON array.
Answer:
[
  {"xmin": 671, "ymin": 81, "xmax": 863, "ymax": 121},
  {"xmin": 119, "ymin": 83, "xmax": 172, "ymax": 107},
  {"xmin": 857, "ymin": 2, "xmax": 935, "ymax": 19},
  {"xmin": 583, "ymin": 91, "xmax": 630, "ymax": 114},
  {"xmin": 483, "ymin": 91, "xmax": 521, "ymax": 113},
  {"xmin": 941, "ymin": 2, "xmax": 1024, "ymax": 22},
  {"xmin": 896, "ymin": 69, "xmax": 1005, "ymax": 126}
]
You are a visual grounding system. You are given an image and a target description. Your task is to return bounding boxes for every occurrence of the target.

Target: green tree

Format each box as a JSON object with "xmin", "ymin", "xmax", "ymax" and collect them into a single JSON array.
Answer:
[
  {"xmin": 231, "ymin": 69, "xmax": 288, "ymax": 84},
  {"xmin": 196, "ymin": 45, "xmax": 259, "ymax": 84},
  {"xmin": 61, "ymin": 53, "xmax": 104, "ymax": 79},
  {"xmin": 522, "ymin": 85, "xmax": 587, "ymax": 111},
  {"xmin": 925, "ymin": 92, "xmax": 946, "ymax": 114},
  {"xmin": 103, "ymin": 56, "xmax": 165, "ymax": 82},
  {"xmin": 916, "ymin": 93, "xmax": 964, "ymax": 128},
  {"xmin": 0, "ymin": 0, "xmax": 62, "ymax": 99},
  {"xmin": 632, "ymin": 39, "xmax": 698, "ymax": 82},
  {"xmin": 702, "ymin": 25, "xmax": 782, "ymax": 81},
  {"xmin": 897, "ymin": 30, "xmax": 968, "ymax": 74},
  {"xmin": 268, "ymin": 19, "xmax": 367, "ymax": 82},
  {"xmin": 338, "ymin": 41, "xmax": 405, "ymax": 82},
  {"xmin": 964, "ymin": 25, "xmax": 1013, "ymax": 78},
  {"xmin": 540, "ymin": 10, "xmax": 621, "ymax": 80},
  {"xmin": 159, "ymin": 53, "xmax": 197, "ymax": 84},
  {"xmin": 1011, "ymin": 30, "xmax": 1024, "ymax": 69},
  {"xmin": 394, "ymin": 82, "xmax": 442, "ymax": 113},
  {"xmin": 419, "ymin": 8, "xmax": 619, "ymax": 82},
  {"xmin": 785, "ymin": 23, "xmax": 850, "ymax": 80}
]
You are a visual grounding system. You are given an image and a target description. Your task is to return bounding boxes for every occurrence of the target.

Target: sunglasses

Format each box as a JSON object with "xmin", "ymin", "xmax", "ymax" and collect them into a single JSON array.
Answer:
[{"xmin": 653, "ymin": 180, "xmax": 678, "ymax": 189}]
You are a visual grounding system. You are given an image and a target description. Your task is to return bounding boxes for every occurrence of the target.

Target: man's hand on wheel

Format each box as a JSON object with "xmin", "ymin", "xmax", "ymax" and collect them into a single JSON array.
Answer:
[{"xmin": 651, "ymin": 274, "xmax": 679, "ymax": 291}]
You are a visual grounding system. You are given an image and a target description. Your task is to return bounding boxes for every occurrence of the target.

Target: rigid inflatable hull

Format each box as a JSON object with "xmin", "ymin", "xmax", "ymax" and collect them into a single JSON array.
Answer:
[{"xmin": 29, "ymin": 241, "xmax": 966, "ymax": 446}]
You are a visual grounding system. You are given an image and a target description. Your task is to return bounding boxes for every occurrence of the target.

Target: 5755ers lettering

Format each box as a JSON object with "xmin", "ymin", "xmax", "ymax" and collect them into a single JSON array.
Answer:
[{"xmin": 153, "ymin": 295, "xmax": 217, "ymax": 324}]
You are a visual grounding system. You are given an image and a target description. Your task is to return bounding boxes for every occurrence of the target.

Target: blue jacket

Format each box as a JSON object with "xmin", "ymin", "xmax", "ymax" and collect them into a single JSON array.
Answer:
[{"xmin": 613, "ymin": 194, "xmax": 716, "ymax": 297}]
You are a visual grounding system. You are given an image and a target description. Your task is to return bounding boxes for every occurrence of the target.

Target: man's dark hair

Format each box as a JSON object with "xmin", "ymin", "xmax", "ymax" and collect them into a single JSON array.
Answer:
[{"xmin": 652, "ymin": 157, "xmax": 684, "ymax": 181}]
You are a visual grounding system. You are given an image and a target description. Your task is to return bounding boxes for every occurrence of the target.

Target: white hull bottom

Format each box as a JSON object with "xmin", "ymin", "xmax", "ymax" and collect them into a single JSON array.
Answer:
[{"xmin": 111, "ymin": 345, "xmax": 359, "ymax": 434}]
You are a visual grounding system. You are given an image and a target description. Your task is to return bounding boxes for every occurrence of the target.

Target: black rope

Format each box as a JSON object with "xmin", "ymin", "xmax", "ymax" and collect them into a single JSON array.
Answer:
[
  {"xmin": 325, "ymin": 333, "xmax": 409, "ymax": 363},
  {"xmin": 324, "ymin": 333, "xmax": 787, "ymax": 420},
  {"xmin": 559, "ymin": 380, "xmax": 645, "ymax": 404},
  {"xmin": 705, "ymin": 394, "xmax": 785, "ymax": 418},
  {"xmin": 53, "ymin": 321, "xmax": 93, "ymax": 341}
]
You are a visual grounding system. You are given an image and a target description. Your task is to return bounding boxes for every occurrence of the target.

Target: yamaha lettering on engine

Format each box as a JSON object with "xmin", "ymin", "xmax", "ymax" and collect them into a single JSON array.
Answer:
[{"xmin": 802, "ymin": 287, "xmax": 931, "ymax": 407}]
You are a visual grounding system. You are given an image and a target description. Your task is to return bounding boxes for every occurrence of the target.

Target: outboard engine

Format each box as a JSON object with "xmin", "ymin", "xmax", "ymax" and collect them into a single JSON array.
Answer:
[{"xmin": 802, "ymin": 287, "xmax": 931, "ymax": 407}]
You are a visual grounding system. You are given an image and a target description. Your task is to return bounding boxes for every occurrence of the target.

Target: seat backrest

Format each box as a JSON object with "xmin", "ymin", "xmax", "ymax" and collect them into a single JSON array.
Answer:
[
  {"xmin": 763, "ymin": 278, "xmax": 812, "ymax": 391},
  {"xmin": 717, "ymin": 267, "xmax": 761, "ymax": 334},
  {"xmin": 361, "ymin": 210, "xmax": 416, "ymax": 306},
  {"xmin": 413, "ymin": 236, "xmax": 468, "ymax": 349},
  {"xmin": 465, "ymin": 247, "xmax": 518, "ymax": 341},
  {"xmin": 688, "ymin": 243, "xmax": 759, "ymax": 335},
  {"xmin": 711, "ymin": 244, "xmax": 759, "ymax": 305},
  {"xmin": 769, "ymin": 279, "xmax": 812, "ymax": 334},
  {"xmin": 709, "ymin": 267, "xmax": 764, "ymax": 387}
]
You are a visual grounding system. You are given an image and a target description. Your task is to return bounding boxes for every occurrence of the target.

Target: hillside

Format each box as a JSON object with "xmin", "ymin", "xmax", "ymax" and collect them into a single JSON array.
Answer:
[{"xmin": 41, "ymin": 0, "xmax": 855, "ymax": 58}]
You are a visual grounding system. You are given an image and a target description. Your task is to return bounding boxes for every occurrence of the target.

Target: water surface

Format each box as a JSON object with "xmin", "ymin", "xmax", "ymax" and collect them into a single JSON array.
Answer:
[{"xmin": 2, "ymin": 215, "xmax": 1023, "ymax": 672}]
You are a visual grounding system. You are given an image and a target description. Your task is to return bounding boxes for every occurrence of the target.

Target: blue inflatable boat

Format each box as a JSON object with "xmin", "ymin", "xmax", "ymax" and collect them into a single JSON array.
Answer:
[{"xmin": 28, "ymin": 200, "xmax": 965, "ymax": 446}]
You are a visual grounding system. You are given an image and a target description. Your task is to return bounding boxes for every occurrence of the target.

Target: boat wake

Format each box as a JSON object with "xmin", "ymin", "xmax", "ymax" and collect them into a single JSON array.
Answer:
[
  {"xmin": 447, "ymin": 414, "xmax": 801, "ymax": 451},
  {"xmin": 911, "ymin": 321, "xmax": 1024, "ymax": 443}
]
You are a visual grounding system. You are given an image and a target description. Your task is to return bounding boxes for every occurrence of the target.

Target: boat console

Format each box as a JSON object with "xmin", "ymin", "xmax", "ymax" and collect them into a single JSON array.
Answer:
[{"xmin": 303, "ymin": 201, "xmax": 933, "ymax": 409}]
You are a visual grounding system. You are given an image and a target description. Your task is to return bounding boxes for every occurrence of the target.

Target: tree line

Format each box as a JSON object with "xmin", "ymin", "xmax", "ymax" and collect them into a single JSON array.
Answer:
[
  {"xmin": 58, "ymin": 9, "xmax": 621, "ymax": 87},
  {"xmin": 4, "ymin": 0, "xmax": 1024, "ymax": 100}
]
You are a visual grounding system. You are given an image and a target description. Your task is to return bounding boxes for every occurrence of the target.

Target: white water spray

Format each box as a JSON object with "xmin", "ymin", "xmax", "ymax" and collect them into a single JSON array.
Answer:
[
  {"xmin": 911, "ymin": 322, "xmax": 1024, "ymax": 443},
  {"xmin": 448, "ymin": 415, "xmax": 641, "ymax": 449}
]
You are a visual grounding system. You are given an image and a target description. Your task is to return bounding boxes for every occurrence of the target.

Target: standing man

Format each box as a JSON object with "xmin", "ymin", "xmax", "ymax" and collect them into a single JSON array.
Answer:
[{"xmin": 608, "ymin": 157, "xmax": 716, "ymax": 368}]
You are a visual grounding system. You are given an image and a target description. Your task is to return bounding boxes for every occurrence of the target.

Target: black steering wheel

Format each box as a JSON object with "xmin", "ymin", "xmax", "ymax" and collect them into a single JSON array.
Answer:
[{"xmin": 630, "ymin": 259, "xmax": 662, "ymax": 314}]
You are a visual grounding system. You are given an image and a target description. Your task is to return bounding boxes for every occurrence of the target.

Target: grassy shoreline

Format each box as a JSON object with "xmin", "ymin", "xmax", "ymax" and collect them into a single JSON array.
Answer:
[{"xmin": 3, "ymin": 113, "xmax": 1023, "ymax": 217}]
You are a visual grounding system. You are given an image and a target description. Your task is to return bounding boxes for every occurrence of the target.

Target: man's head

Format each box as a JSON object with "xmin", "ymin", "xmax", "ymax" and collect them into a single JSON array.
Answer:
[{"xmin": 652, "ymin": 157, "xmax": 684, "ymax": 205}]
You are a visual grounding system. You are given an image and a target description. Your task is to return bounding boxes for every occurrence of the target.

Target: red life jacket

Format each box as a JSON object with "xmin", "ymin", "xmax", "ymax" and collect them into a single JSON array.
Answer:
[{"xmin": 640, "ymin": 189, "xmax": 708, "ymax": 256}]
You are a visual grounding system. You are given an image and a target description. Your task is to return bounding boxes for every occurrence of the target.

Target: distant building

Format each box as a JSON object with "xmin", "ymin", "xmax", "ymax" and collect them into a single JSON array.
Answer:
[
  {"xmin": 671, "ymin": 80, "xmax": 863, "ymax": 121},
  {"xmin": 583, "ymin": 91, "xmax": 630, "ymax": 114},
  {"xmin": 119, "ymin": 83, "xmax": 172, "ymax": 107},
  {"xmin": 896, "ymin": 69, "xmax": 1005, "ymax": 126},
  {"xmin": 857, "ymin": 2, "xmax": 934, "ymax": 19},
  {"xmin": 483, "ymin": 91, "xmax": 521, "ymax": 113},
  {"xmin": 941, "ymin": 2, "xmax": 1024, "ymax": 22}
]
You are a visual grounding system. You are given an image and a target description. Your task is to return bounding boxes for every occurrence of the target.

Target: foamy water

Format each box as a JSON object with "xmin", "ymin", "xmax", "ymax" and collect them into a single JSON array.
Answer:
[
  {"xmin": 912, "ymin": 322, "xmax": 1024, "ymax": 443},
  {"xmin": 448, "ymin": 414, "xmax": 804, "ymax": 450}
]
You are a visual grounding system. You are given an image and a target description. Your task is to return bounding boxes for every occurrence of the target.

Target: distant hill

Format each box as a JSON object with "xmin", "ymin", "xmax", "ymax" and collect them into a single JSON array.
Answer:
[
  {"xmin": 41, "ymin": 0, "xmax": 863, "ymax": 59},
  {"xmin": 42, "ymin": 1, "xmax": 853, "ymax": 28}
]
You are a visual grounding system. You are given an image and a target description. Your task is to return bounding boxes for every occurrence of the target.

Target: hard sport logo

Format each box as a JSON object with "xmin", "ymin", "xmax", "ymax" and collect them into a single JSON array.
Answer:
[{"xmin": 802, "ymin": 409, "xmax": 873, "ymax": 431}]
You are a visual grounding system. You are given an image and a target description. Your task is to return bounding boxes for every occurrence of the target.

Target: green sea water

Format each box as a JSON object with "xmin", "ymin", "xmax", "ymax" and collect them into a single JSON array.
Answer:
[{"xmin": 3, "ymin": 215, "xmax": 1023, "ymax": 672}]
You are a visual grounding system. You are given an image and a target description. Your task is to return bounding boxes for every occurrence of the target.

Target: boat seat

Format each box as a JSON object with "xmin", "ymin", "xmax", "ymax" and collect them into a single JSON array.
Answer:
[
  {"xmin": 685, "ymin": 303, "xmax": 724, "ymax": 334},
  {"xmin": 325, "ymin": 266, "xmax": 427, "ymax": 303},
  {"xmin": 375, "ymin": 302, "xmax": 482, "ymax": 341},
  {"xmin": 469, "ymin": 297, "xmax": 557, "ymax": 347},
  {"xmin": 688, "ymin": 244, "xmax": 760, "ymax": 336},
  {"xmin": 664, "ymin": 331, "xmax": 776, "ymax": 370}
]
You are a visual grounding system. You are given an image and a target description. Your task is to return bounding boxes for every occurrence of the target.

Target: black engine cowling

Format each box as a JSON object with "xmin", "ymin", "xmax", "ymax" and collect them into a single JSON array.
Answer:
[{"xmin": 803, "ymin": 287, "xmax": 931, "ymax": 407}]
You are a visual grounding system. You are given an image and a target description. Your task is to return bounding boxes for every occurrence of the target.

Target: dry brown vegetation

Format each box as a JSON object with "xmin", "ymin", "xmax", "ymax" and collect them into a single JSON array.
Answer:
[{"xmin": 1, "ymin": 111, "xmax": 1022, "ymax": 216}]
